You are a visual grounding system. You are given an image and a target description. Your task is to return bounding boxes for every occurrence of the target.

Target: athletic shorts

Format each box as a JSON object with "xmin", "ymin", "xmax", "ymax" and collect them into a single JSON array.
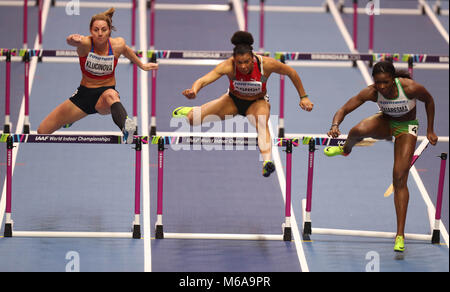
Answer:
[
  {"xmin": 228, "ymin": 90, "xmax": 269, "ymax": 116},
  {"xmin": 389, "ymin": 119, "xmax": 419, "ymax": 138},
  {"xmin": 69, "ymin": 85, "xmax": 117, "ymax": 114}
]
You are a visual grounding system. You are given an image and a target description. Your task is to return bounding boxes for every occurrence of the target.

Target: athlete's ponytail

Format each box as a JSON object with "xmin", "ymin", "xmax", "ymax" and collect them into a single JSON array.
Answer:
[
  {"xmin": 372, "ymin": 60, "xmax": 412, "ymax": 79},
  {"xmin": 231, "ymin": 31, "xmax": 254, "ymax": 56},
  {"xmin": 90, "ymin": 7, "xmax": 116, "ymax": 32}
]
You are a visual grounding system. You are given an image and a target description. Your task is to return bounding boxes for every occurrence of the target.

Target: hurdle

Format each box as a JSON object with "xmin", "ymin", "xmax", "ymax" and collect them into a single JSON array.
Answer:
[
  {"xmin": 148, "ymin": 0, "xmax": 234, "ymax": 50},
  {"xmin": 150, "ymin": 133, "xmax": 362, "ymax": 242},
  {"xmin": 0, "ymin": 0, "xmax": 141, "ymax": 130},
  {"xmin": 299, "ymin": 137, "xmax": 448, "ymax": 245},
  {"xmin": 242, "ymin": 0, "xmax": 441, "ymax": 53},
  {"xmin": 432, "ymin": 152, "xmax": 448, "ymax": 244},
  {"xmin": 243, "ymin": 0, "xmax": 329, "ymax": 50},
  {"xmin": 1, "ymin": 133, "xmax": 145, "ymax": 239},
  {"xmin": 274, "ymin": 51, "xmax": 449, "ymax": 137},
  {"xmin": 0, "ymin": 48, "xmax": 147, "ymax": 134}
]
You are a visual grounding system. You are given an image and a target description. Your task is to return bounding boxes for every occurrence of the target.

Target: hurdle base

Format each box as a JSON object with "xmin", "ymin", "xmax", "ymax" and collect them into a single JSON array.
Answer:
[
  {"xmin": 283, "ymin": 227, "xmax": 292, "ymax": 241},
  {"xmin": 278, "ymin": 127, "xmax": 285, "ymax": 138},
  {"xmin": 309, "ymin": 227, "xmax": 432, "ymax": 242},
  {"xmin": 10, "ymin": 231, "xmax": 134, "ymax": 238},
  {"xmin": 302, "ymin": 221, "xmax": 312, "ymax": 241},
  {"xmin": 228, "ymin": 0, "xmax": 233, "ymax": 11},
  {"xmin": 150, "ymin": 126, "xmax": 157, "ymax": 137},
  {"xmin": 3, "ymin": 123, "xmax": 11, "ymax": 134},
  {"xmin": 132, "ymin": 224, "xmax": 141, "ymax": 239},
  {"xmin": 3, "ymin": 223, "xmax": 12, "ymax": 237},
  {"xmin": 155, "ymin": 225, "xmax": 164, "ymax": 239},
  {"xmin": 431, "ymin": 229, "xmax": 441, "ymax": 244},
  {"xmin": 162, "ymin": 232, "xmax": 284, "ymax": 241},
  {"xmin": 23, "ymin": 124, "xmax": 30, "ymax": 134}
]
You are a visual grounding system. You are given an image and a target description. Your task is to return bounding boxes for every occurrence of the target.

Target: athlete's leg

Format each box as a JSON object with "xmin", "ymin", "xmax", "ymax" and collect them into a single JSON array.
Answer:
[
  {"xmin": 392, "ymin": 133, "xmax": 417, "ymax": 238},
  {"xmin": 246, "ymin": 98, "xmax": 275, "ymax": 177},
  {"xmin": 246, "ymin": 99, "xmax": 271, "ymax": 161},
  {"xmin": 180, "ymin": 94, "xmax": 239, "ymax": 125},
  {"xmin": 95, "ymin": 89, "xmax": 127, "ymax": 125},
  {"xmin": 37, "ymin": 100, "xmax": 87, "ymax": 134},
  {"xmin": 95, "ymin": 89, "xmax": 136, "ymax": 143},
  {"xmin": 324, "ymin": 113, "xmax": 392, "ymax": 157},
  {"xmin": 343, "ymin": 112, "xmax": 392, "ymax": 154}
]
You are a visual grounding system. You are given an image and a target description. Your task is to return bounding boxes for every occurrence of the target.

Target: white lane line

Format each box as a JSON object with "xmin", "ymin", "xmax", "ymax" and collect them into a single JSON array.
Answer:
[
  {"xmin": 138, "ymin": 0, "xmax": 152, "ymax": 272},
  {"xmin": 419, "ymin": 0, "xmax": 449, "ymax": 44}
]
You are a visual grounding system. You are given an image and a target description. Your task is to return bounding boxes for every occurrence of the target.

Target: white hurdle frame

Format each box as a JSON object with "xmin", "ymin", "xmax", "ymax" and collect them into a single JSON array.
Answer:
[
  {"xmin": 152, "ymin": 132, "xmax": 299, "ymax": 242},
  {"xmin": 300, "ymin": 138, "xmax": 445, "ymax": 244}
]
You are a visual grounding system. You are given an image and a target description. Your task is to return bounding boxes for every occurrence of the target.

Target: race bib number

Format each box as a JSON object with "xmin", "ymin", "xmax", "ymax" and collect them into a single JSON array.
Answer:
[
  {"xmin": 85, "ymin": 53, "xmax": 115, "ymax": 76},
  {"xmin": 233, "ymin": 81, "xmax": 263, "ymax": 96},
  {"xmin": 408, "ymin": 124, "xmax": 418, "ymax": 136}
]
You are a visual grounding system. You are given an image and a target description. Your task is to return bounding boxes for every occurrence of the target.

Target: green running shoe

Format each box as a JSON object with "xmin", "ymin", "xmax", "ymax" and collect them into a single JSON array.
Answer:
[
  {"xmin": 62, "ymin": 123, "xmax": 73, "ymax": 129},
  {"xmin": 262, "ymin": 160, "xmax": 275, "ymax": 177},
  {"xmin": 324, "ymin": 145, "xmax": 349, "ymax": 157},
  {"xmin": 172, "ymin": 106, "xmax": 193, "ymax": 118},
  {"xmin": 394, "ymin": 235, "xmax": 405, "ymax": 252}
]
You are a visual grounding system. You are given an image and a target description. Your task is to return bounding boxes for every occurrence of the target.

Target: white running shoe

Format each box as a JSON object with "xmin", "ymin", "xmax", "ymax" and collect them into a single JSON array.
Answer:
[{"xmin": 123, "ymin": 118, "xmax": 137, "ymax": 144}]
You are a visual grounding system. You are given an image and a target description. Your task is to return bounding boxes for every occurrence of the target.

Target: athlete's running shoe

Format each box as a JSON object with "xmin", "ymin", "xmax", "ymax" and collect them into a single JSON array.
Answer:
[
  {"xmin": 123, "ymin": 117, "xmax": 137, "ymax": 144},
  {"xmin": 172, "ymin": 106, "xmax": 193, "ymax": 118},
  {"xmin": 62, "ymin": 123, "xmax": 73, "ymax": 129},
  {"xmin": 262, "ymin": 160, "xmax": 276, "ymax": 177},
  {"xmin": 324, "ymin": 145, "xmax": 349, "ymax": 157},
  {"xmin": 394, "ymin": 235, "xmax": 405, "ymax": 252}
]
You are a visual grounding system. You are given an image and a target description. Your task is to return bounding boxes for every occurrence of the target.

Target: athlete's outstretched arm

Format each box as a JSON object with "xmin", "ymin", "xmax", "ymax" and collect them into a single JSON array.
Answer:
[
  {"xmin": 182, "ymin": 59, "xmax": 231, "ymax": 99},
  {"xmin": 409, "ymin": 81, "xmax": 438, "ymax": 145},
  {"xmin": 328, "ymin": 86, "xmax": 376, "ymax": 138},
  {"xmin": 116, "ymin": 37, "xmax": 158, "ymax": 71},
  {"xmin": 66, "ymin": 34, "xmax": 89, "ymax": 47},
  {"xmin": 264, "ymin": 57, "xmax": 313, "ymax": 111}
]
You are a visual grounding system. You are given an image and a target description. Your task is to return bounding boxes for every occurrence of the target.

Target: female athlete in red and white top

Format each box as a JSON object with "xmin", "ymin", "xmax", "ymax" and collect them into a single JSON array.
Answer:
[
  {"xmin": 38, "ymin": 8, "xmax": 158, "ymax": 143},
  {"xmin": 173, "ymin": 31, "xmax": 313, "ymax": 177}
]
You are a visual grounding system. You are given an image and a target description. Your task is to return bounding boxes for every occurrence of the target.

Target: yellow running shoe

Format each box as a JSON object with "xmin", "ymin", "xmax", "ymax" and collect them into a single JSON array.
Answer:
[
  {"xmin": 324, "ymin": 145, "xmax": 349, "ymax": 157},
  {"xmin": 394, "ymin": 235, "xmax": 405, "ymax": 252},
  {"xmin": 172, "ymin": 106, "xmax": 193, "ymax": 118}
]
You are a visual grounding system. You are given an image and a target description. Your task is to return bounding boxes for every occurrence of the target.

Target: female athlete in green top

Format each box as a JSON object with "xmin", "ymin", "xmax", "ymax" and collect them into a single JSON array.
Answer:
[{"xmin": 325, "ymin": 61, "xmax": 438, "ymax": 252}]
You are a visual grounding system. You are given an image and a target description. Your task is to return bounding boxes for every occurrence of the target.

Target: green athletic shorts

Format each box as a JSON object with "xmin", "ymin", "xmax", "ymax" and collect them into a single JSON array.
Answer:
[{"xmin": 389, "ymin": 119, "xmax": 419, "ymax": 138}]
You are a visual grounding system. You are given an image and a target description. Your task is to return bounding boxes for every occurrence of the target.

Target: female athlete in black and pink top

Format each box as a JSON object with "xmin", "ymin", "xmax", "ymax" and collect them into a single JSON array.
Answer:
[
  {"xmin": 173, "ymin": 31, "xmax": 313, "ymax": 177},
  {"xmin": 37, "ymin": 8, "xmax": 158, "ymax": 143}
]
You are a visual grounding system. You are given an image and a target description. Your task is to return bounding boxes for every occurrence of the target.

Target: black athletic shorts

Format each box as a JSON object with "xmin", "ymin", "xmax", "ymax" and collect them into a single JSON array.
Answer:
[
  {"xmin": 69, "ymin": 85, "xmax": 117, "ymax": 114},
  {"xmin": 228, "ymin": 91, "xmax": 269, "ymax": 116}
]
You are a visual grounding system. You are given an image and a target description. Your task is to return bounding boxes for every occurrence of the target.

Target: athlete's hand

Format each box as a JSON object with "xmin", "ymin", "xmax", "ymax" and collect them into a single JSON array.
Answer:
[
  {"xmin": 299, "ymin": 97, "xmax": 314, "ymax": 112},
  {"xmin": 141, "ymin": 63, "xmax": 158, "ymax": 71},
  {"xmin": 67, "ymin": 34, "xmax": 83, "ymax": 46},
  {"xmin": 182, "ymin": 89, "xmax": 196, "ymax": 99},
  {"xmin": 427, "ymin": 131, "xmax": 438, "ymax": 145},
  {"xmin": 327, "ymin": 125, "xmax": 341, "ymax": 138}
]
